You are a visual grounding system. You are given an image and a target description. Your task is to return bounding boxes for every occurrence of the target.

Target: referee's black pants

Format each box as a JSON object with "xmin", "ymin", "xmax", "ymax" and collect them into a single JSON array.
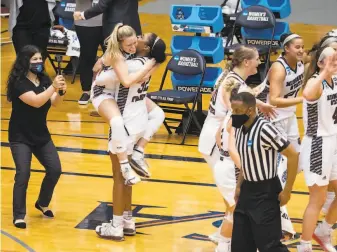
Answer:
[{"xmin": 231, "ymin": 177, "xmax": 289, "ymax": 252}]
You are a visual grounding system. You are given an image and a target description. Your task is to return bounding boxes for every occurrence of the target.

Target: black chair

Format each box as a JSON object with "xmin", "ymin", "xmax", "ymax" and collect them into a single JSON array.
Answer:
[
  {"xmin": 224, "ymin": 5, "xmax": 276, "ymax": 85},
  {"xmin": 147, "ymin": 49, "xmax": 206, "ymax": 144}
]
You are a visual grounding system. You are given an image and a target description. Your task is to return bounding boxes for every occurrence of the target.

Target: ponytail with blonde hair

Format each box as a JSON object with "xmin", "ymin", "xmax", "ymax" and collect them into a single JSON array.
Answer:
[
  {"xmin": 105, "ymin": 23, "xmax": 136, "ymax": 61},
  {"xmin": 214, "ymin": 45, "xmax": 257, "ymax": 91}
]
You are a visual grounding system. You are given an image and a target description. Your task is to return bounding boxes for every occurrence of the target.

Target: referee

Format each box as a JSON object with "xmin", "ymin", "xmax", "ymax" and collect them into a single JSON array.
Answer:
[{"xmin": 229, "ymin": 91, "xmax": 298, "ymax": 252}]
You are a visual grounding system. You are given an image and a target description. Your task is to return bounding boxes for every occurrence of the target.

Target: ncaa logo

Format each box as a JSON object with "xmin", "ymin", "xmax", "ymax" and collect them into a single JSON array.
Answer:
[
  {"xmin": 285, "ymin": 66, "xmax": 291, "ymax": 75},
  {"xmin": 174, "ymin": 56, "xmax": 180, "ymax": 61}
]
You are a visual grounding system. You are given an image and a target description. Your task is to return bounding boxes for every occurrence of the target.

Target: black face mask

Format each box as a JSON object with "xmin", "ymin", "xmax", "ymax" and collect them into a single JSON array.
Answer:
[
  {"xmin": 30, "ymin": 62, "xmax": 44, "ymax": 74},
  {"xmin": 232, "ymin": 113, "xmax": 250, "ymax": 128}
]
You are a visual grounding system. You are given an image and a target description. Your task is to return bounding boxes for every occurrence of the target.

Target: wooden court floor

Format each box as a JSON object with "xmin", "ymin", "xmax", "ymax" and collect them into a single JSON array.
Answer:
[{"xmin": 1, "ymin": 10, "xmax": 336, "ymax": 252}]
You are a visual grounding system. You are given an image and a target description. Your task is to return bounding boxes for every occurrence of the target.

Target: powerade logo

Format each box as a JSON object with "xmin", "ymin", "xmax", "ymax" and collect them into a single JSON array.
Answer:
[
  {"xmin": 246, "ymin": 39, "xmax": 279, "ymax": 46},
  {"xmin": 243, "ymin": 11, "xmax": 248, "ymax": 16},
  {"xmin": 174, "ymin": 56, "xmax": 180, "ymax": 61}
]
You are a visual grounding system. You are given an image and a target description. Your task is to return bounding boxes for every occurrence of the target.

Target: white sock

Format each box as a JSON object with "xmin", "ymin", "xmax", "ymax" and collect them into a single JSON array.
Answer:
[
  {"xmin": 219, "ymin": 235, "xmax": 231, "ymax": 243},
  {"xmin": 301, "ymin": 240, "xmax": 311, "ymax": 247},
  {"xmin": 120, "ymin": 159, "xmax": 131, "ymax": 172},
  {"xmin": 113, "ymin": 215, "xmax": 123, "ymax": 226},
  {"xmin": 132, "ymin": 146, "xmax": 144, "ymax": 159},
  {"xmin": 123, "ymin": 211, "xmax": 132, "ymax": 220}
]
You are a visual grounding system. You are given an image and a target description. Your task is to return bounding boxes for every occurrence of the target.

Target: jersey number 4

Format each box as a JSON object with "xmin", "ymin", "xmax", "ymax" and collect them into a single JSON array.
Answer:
[{"xmin": 333, "ymin": 107, "xmax": 337, "ymax": 124}]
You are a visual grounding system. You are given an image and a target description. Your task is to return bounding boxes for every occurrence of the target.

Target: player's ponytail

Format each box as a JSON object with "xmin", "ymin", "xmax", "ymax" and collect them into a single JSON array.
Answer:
[
  {"xmin": 303, "ymin": 46, "xmax": 333, "ymax": 88},
  {"xmin": 105, "ymin": 23, "xmax": 136, "ymax": 62},
  {"xmin": 214, "ymin": 45, "xmax": 257, "ymax": 90}
]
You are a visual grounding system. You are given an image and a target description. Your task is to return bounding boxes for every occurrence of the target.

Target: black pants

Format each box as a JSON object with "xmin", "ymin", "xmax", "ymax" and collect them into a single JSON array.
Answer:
[
  {"xmin": 12, "ymin": 26, "xmax": 50, "ymax": 59},
  {"xmin": 10, "ymin": 141, "xmax": 62, "ymax": 220},
  {"xmin": 75, "ymin": 25, "xmax": 105, "ymax": 92},
  {"xmin": 231, "ymin": 177, "xmax": 289, "ymax": 252}
]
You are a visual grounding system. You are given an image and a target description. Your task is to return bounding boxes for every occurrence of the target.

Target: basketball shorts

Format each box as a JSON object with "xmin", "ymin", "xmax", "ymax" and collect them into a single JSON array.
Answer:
[
  {"xmin": 91, "ymin": 90, "xmax": 115, "ymax": 112},
  {"xmin": 272, "ymin": 114, "xmax": 300, "ymax": 152},
  {"xmin": 198, "ymin": 117, "xmax": 221, "ymax": 157},
  {"xmin": 300, "ymin": 134, "xmax": 337, "ymax": 187},
  {"xmin": 108, "ymin": 131, "xmax": 144, "ymax": 156},
  {"xmin": 213, "ymin": 156, "xmax": 238, "ymax": 207},
  {"xmin": 202, "ymin": 146, "xmax": 220, "ymax": 170}
]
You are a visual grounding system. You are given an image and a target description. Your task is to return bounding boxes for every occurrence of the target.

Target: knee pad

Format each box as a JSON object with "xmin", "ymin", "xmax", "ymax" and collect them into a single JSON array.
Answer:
[
  {"xmin": 143, "ymin": 106, "xmax": 165, "ymax": 141},
  {"xmin": 109, "ymin": 116, "xmax": 128, "ymax": 153}
]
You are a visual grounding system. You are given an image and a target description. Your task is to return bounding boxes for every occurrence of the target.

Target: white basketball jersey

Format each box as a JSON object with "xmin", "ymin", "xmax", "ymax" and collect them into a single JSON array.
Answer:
[
  {"xmin": 198, "ymin": 72, "xmax": 246, "ymax": 155},
  {"xmin": 303, "ymin": 74, "xmax": 337, "ymax": 137},
  {"xmin": 266, "ymin": 56, "xmax": 304, "ymax": 121},
  {"xmin": 219, "ymin": 112, "xmax": 232, "ymax": 157},
  {"xmin": 115, "ymin": 57, "xmax": 150, "ymax": 135},
  {"xmin": 208, "ymin": 71, "xmax": 246, "ymax": 118}
]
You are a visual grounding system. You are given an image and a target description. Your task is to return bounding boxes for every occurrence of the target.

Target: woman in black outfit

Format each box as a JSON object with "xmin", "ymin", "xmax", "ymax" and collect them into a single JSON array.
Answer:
[{"xmin": 7, "ymin": 45, "xmax": 67, "ymax": 229}]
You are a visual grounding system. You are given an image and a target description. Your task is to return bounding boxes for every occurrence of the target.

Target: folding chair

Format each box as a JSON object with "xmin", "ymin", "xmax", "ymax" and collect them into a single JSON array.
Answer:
[
  {"xmin": 147, "ymin": 49, "xmax": 206, "ymax": 145},
  {"xmin": 48, "ymin": 0, "xmax": 79, "ymax": 83},
  {"xmin": 224, "ymin": 5, "xmax": 276, "ymax": 85}
]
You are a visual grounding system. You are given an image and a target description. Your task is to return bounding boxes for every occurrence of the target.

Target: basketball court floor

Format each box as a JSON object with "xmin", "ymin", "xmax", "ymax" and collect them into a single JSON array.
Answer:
[{"xmin": 1, "ymin": 1, "xmax": 336, "ymax": 251}]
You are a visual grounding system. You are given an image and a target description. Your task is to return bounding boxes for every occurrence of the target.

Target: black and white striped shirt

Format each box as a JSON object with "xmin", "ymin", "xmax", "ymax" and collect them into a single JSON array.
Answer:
[{"xmin": 235, "ymin": 116, "xmax": 290, "ymax": 182}]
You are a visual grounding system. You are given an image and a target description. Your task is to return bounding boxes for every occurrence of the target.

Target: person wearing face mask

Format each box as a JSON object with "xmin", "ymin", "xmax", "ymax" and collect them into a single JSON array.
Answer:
[
  {"xmin": 297, "ymin": 47, "xmax": 337, "ymax": 252},
  {"xmin": 6, "ymin": 45, "xmax": 66, "ymax": 229},
  {"xmin": 262, "ymin": 33, "xmax": 305, "ymax": 240},
  {"xmin": 229, "ymin": 91, "xmax": 298, "ymax": 252},
  {"xmin": 197, "ymin": 45, "xmax": 276, "ymax": 245}
]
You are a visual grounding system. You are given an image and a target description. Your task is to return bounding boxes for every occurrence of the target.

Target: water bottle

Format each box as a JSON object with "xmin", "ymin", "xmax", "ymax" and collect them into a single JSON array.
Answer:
[{"xmin": 176, "ymin": 8, "xmax": 185, "ymax": 20}]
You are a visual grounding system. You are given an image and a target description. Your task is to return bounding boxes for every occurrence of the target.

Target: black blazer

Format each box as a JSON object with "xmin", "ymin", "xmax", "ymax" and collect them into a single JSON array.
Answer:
[{"xmin": 83, "ymin": 0, "xmax": 142, "ymax": 39}]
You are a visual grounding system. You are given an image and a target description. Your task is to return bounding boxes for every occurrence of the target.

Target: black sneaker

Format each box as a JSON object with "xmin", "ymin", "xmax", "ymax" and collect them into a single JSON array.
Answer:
[{"xmin": 78, "ymin": 93, "xmax": 90, "ymax": 105}]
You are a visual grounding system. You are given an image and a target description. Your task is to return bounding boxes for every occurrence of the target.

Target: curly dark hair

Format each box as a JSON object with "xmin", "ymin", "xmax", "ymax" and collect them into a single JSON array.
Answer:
[{"xmin": 6, "ymin": 45, "xmax": 46, "ymax": 102}]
